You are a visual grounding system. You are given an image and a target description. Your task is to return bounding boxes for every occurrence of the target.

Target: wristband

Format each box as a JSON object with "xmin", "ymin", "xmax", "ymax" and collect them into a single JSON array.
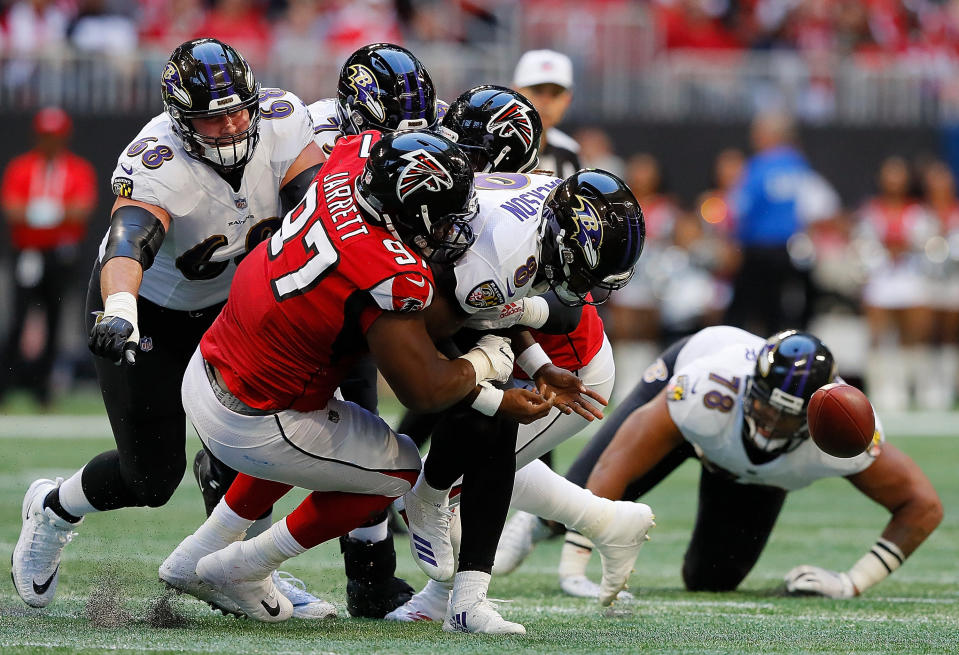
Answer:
[
  {"xmin": 103, "ymin": 291, "xmax": 139, "ymax": 326},
  {"xmin": 517, "ymin": 343, "xmax": 552, "ymax": 378},
  {"xmin": 519, "ymin": 296, "xmax": 549, "ymax": 329},
  {"xmin": 471, "ymin": 383, "xmax": 504, "ymax": 416},
  {"xmin": 846, "ymin": 538, "xmax": 904, "ymax": 594}
]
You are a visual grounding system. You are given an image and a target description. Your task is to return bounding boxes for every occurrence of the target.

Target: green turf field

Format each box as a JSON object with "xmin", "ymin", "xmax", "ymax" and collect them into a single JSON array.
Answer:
[{"xmin": 1, "ymin": 411, "xmax": 957, "ymax": 654}]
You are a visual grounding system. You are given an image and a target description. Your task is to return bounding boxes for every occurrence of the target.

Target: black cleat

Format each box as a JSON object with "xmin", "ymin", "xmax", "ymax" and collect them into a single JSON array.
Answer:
[
  {"xmin": 193, "ymin": 449, "xmax": 226, "ymax": 517},
  {"xmin": 340, "ymin": 534, "xmax": 414, "ymax": 618}
]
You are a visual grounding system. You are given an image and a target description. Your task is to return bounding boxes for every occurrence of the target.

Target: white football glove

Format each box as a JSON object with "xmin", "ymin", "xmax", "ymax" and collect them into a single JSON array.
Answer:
[
  {"xmin": 784, "ymin": 565, "xmax": 856, "ymax": 598},
  {"xmin": 459, "ymin": 334, "xmax": 515, "ymax": 385},
  {"xmin": 462, "ymin": 296, "xmax": 549, "ymax": 331}
]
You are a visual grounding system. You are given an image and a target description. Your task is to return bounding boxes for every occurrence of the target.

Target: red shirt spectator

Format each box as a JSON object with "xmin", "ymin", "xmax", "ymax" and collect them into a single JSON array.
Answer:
[
  {"xmin": 192, "ymin": 0, "xmax": 272, "ymax": 67},
  {"xmin": 1, "ymin": 108, "xmax": 97, "ymax": 250}
]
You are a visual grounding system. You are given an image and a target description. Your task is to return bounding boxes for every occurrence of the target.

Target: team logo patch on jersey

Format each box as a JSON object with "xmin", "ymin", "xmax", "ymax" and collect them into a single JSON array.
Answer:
[
  {"xmin": 643, "ymin": 358, "xmax": 669, "ymax": 383},
  {"xmin": 487, "ymin": 100, "xmax": 536, "ymax": 149},
  {"xmin": 162, "ymin": 62, "xmax": 192, "ymax": 108},
  {"xmin": 868, "ymin": 429, "xmax": 882, "ymax": 458},
  {"xmin": 112, "ymin": 176, "xmax": 133, "ymax": 198},
  {"xmin": 466, "ymin": 280, "xmax": 506, "ymax": 309},
  {"xmin": 396, "ymin": 149, "xmax": 454, "ymax": 201},
  {"xmin": 346, "ymin": 64, "xmax": 386, "ymax": 123},
  {"xmin": 666, "ymin": 375, "xmax": 688, "ymax": 401},
  {"xmin": 568, "ymin": 195, "xmax": 604, "ymax": 269}
]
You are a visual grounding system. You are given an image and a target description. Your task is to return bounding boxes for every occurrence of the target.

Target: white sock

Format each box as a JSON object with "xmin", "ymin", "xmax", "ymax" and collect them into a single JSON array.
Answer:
[
  {"xmin": 423, "ymin": 578, "xmax": 454, "ymax": 597},
  {"xmin": 243, "ymin": 518, "xmax": 306, "ymax": 578},
  {"xmin": 450, "ymin": 570, "xmax": 491, "ymax": 605},
  {"xmin": 412, "ymin": 471, "xmax": 450, "ymax": 506},
  {"xmin": 558, "ymin": 532, "xmax": 595, "ymax": 579},
  {"xmin": 245, "ymin": 514, "xmax": 272, "ymax": 539},
  {"xmin": 58, "ymin": 468, "xmax": 98, "ymax": 517},
  {"xmin": 510, "ymin": 459, "xmax": 614, "ymax": 539},
  {"xmin": 349, "ymin": 516, "xmax": 389, "ymax": 543},
  {"xmin": 193, "ymin": 499, "xmax": 254, "ymax": 553}
]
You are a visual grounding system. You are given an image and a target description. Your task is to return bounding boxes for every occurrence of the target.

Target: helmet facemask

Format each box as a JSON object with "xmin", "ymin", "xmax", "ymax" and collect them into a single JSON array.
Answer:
[
  {"xmin": 742, "ymin": 377, "xmax": 808, "ymax": 456},
  {"xmin": 172, "ymin": 104, "xmax": 260, "ymax": 172}
]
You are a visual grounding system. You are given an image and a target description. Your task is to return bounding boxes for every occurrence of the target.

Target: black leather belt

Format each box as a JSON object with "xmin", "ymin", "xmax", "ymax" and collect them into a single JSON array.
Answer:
[{"xmin": 203, "ymin": 359, "xmax": 272, "ymax": 416}]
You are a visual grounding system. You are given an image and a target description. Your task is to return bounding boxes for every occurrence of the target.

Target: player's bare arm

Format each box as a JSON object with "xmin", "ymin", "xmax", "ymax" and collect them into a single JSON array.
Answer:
[
  {"xmin": 846, "ymin": 443, "xmax": 943, "ymax": 557},
  {"xmin": 586, "ymin": 388, "xmax": 685, "ymax": 501},
  {"xmin": 784, "ymin": 443, "xmax": 942, "ymax": 598}
]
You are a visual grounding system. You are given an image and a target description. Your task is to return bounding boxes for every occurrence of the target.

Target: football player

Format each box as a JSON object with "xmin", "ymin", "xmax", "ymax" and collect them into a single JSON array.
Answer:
[
  {"xmin": 385, "ymin": 87, "xmax": 647, "ymax": 634},
  {"xmin": 386, "ymin": 86, "xmax": 653, "ymax": 628},
  {"xmin": 11, "ymin": 39, "xmax": 328, "ymax": 613},
  {"xmin": 501, "ymin": 327, "xmax": 942, "ymax": 600},
  {"xmin": 157, "ymin": 130, "xmax": 562, "ymax": 622},
  {"xmin": 189, "ymin": 42, "xmax": 444, "ymax": 620}
]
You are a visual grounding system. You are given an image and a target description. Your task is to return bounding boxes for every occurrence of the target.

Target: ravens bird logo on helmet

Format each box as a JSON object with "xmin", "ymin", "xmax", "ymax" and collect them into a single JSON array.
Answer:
[
  {"xmin": 568, "ymin": 195, "xmax": 604, "ymax": 269},
  {"xmin": 346, "ymin": 64, "xmax": 387, "ymax": 124}
]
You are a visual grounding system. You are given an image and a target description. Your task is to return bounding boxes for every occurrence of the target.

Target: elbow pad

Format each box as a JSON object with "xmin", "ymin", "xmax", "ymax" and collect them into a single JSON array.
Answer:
[
  {"xmin": 280, "ymin": 163, "xmax": 323, "ymax": 216},
  {"xmin": 102, "ymin": 205, "xmax": 166, "ymax": 270}
]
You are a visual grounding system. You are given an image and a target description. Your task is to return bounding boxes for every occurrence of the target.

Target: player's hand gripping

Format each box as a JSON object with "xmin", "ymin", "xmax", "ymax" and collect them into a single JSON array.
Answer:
[
  {"xmin": 460, "ymin": 334, "xmax": 515, "ymax": 384},
  {"xmin": 497, "ymin": 387, "xmax": 555, "ymax": 424},
  {"xmin": 784, "ymin": 565, "xmax": 856, "ymax": 598},
  {"xmin": 89, "ymin": 292, "xmax": 140, "ymax": 365},
  {"xmin": 534, "ymin": 363, "xmax": 607, "ymax": 422}
]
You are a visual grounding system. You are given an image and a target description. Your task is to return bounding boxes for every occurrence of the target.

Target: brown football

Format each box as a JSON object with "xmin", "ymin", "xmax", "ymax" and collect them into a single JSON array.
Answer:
[{"xmin": 807, "ymin": 383, "xmax": 875, "ymax": 458}]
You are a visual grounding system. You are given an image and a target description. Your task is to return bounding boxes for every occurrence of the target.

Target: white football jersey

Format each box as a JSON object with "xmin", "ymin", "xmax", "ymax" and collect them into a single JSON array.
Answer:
[
  {"xmin": 453, "ymin": 172, "xmax": 563, "ymax": 314},
  {"xmin": 307, "ymin": 97, "xmax": 342, "ymax": 156},
  {"xmin": 664, "ymin": 326, "xmax": 883, "ymax": 491},
  {"xmin": 104, "ymin": 88, "xmax": 315, "ymax": 311}
]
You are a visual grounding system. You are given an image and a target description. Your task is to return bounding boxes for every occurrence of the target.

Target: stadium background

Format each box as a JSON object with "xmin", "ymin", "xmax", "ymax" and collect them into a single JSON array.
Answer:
[{"xmin": 0, "ymin": 2, "xmax": 958, "ymax": 654}]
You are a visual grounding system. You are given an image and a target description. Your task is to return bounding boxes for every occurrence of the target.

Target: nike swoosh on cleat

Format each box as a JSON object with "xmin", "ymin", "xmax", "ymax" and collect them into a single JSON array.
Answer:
[
  {"xmin": 261, "ymin": 598, "xmax": 281, "ymax": 616},
  {"xmin": 32, "ymin": 568, "xmax": 57, "ymax": 595}
]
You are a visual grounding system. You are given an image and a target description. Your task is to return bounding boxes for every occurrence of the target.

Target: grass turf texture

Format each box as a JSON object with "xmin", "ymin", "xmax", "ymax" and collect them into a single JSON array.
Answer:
[{"xmin": 1, "ymin": 406, "xmax": 957, "ymax": 654}]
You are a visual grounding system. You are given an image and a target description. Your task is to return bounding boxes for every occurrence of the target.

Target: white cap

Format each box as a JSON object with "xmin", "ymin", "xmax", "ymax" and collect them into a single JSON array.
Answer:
[{"xmin": 512, "ymin": 49, "xmax": 573, "ymax": 90}]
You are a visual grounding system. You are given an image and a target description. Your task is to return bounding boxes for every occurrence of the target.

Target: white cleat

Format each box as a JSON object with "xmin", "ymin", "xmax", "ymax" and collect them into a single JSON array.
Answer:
[
  {"xmin": 11, "ymin": 478, "xmax": 80, "ymax": 608},
  {"xmin": 443, "ymin": 592, "xmax": 526, "ymax": 635},
  {"xmin": 196, "ymin": 542, "xmax": 293, "ymax": 622},
  {"xmin": 492, "ymin": 511, "xmax": 552, "ymax": 576},
  {"xmin": 273, "ymin": 571, "xmax": 337, "ymax": 620},
  {"xmin": 385, "ymin": 580, "xmax": 451, "ymax": 622},
  {"xmin": 594, "ymin": 502, "xmax": 654, "ymax": 606},
  {"xmin": 559, "ymin": 574, "xmax": 634, "ymax": 601},
  {"xmin": 402, "ymin": 489, "xmax": 455, "ymax": 582},
  {"xmin": 159, "ymin": 535, "xmax": 243, "ymax": 617}
]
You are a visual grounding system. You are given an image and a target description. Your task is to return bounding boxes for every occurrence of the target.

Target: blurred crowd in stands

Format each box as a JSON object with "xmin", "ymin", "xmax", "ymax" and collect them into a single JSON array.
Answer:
[{"xmin": 4, "ymin": 0, "xmax": 959, "ymax": 64}]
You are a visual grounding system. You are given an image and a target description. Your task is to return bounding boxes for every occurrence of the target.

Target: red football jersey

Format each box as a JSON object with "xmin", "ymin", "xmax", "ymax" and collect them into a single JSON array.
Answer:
[
  {"xmin": 517, "ymin": 295, "xmax": 606, "ymax": 379},
  {"xmin": 201, "ymin": 132, "xmax": 435, "ymax": 411}
]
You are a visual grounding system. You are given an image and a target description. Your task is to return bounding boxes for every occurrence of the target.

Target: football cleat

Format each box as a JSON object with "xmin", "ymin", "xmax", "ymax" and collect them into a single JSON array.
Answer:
[
  {"xmin": 492, "ymin": 511, "xmax": 552, "ymax": 575},
  {"xmin": 195, "ymin": 542, "xmax": 293, "ymax": 622},
  {"xmin": 11, "ymin": 478, "xmax": 80, "ymax": 608},
  {"xmin": 159, "ymin": 534, "xmax": 243, "ymax": 617},
  {"xmin": 402, "ymin": 488, "xmax": 456, "ymax": 582},
  {"xmin": 273, "ymin": 571, "xmax": 337, "ymax": 619},
  {"xmin": 443, "ymin": 590, "xmax": 526, "ymax": 635},
  {"xmin": 340, "ymin": 535, "xmax": 413, "ymax": 618},
  {"xmin": 385, "ymin": 579, "xmax": 451, "ymax": 622},
  {"xmin": 559, "ymin": 574, "xmax": 634, "ymax": 601},
  {"xmin": 593, "ymin": 502, "xmax": 655, "ymax": 606}
]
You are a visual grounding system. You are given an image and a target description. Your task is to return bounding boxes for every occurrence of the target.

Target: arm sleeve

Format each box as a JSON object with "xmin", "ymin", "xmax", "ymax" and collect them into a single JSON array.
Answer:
[{"xmin": 535, "ymin": 293, "xmax": 583, "ymax": 334}]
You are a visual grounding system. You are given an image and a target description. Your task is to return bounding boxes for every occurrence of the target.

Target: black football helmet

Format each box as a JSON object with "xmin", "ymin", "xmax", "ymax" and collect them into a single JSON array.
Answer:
[
  {"xmin": 355, "ymin": 131, "xmax": 476, "ymax": 264},
  {"xmin": 161, "ymin": 38, "xmax": 260, "ymax": 174},
  {"xmin": 440, "ymin": 85, "xmax": 543, "ymax": 174},
  {"xmin": 744, "ymin": 330, "xmax": 837, "ymax": 456},
  {"xmin": 336, "ymin": 43, "xmax": 437, "ymax": 135},
  {"xmin": 539, "ymin": 169, "xmax": 646, "ymax": 306}
]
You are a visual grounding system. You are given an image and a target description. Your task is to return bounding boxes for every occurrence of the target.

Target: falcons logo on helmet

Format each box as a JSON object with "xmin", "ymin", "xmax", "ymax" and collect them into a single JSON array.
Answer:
[
  {"xmin": 396, "ymin": 149, "xmax": 454, "ymax": 201},
  {"xmin": 487, "ymin": 101, "xmax": 535, "ymax": 149}
]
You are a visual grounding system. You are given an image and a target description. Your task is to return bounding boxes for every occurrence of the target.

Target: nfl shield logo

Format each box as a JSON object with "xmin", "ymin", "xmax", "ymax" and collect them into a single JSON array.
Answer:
[{"xmin": 234, "ymin": 197, "xmax": 248, "ymax": 209}]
